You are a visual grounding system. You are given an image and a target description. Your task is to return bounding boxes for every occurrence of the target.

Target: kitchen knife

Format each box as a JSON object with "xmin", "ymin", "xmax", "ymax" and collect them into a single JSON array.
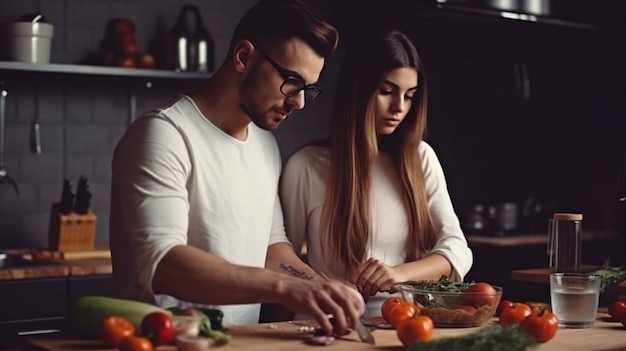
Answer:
[
  {"xmin": 356, "ymin": 319, "xmax": 375, "ymax": 344},
  {"xmin": 316, "ymin": 271, "xmax": 375, "ymax": 344}
]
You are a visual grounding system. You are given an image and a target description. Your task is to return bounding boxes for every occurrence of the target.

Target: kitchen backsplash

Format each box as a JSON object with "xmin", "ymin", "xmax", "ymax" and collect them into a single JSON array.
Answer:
[{"xmin": 0, "ymin": 0, "xmax": 260, "ymax": 249}]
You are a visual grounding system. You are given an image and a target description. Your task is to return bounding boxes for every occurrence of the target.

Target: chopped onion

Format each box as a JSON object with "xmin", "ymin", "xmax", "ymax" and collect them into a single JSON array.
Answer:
[
  {"xmin": 173, "ymin": 317, "xmax": 201, "ymax": 338},
  {"xmin": 176, "ymin": 335, "xmax": 213, "ymax": 351},
  {"xmin": 306, "ymin": 334, "xmax": 336, "ymax": 346}
]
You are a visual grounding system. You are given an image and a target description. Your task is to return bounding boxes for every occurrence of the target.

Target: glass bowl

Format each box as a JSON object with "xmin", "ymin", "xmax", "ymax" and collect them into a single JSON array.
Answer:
[{"xmin": 396, "ymin": 282, "xmax": 503, "ymax": 327}]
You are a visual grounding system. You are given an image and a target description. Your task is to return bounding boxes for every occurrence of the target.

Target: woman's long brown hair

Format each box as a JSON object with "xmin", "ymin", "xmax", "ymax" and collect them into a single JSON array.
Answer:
[{"xmin": 320, "ymin": 30, "xmax": 437, "ymax": 278}]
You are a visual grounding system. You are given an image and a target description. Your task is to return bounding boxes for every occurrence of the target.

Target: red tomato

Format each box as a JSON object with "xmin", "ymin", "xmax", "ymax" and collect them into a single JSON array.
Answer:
[
  {"xmin": 140, "ymin": 311, "xmax": 175, "ymax": 346},
  {"xmin": 118, "ymin": 335, "xmax": 153, "ymax": 351},
  {"xmin": 381, "ymin": 297, "xmax": 406, "ymax": 324},
  {"xmin": 180, "ymin": 308, "xmax": 201, "ymax": 317},
  {"xmin": 388, "ymin": 302, "xmax": 418, "ymax": 328},
  {"xmin": 499, "ymin": 302, "xmax": 533, "ymax": 327},
  {"xmin": 100, "ymin": 315, "xmax": 136, "ymax": 347},
  {"xmin": 496, "ymin": 300, "xmax": 515, "ymax": 316},
  {"xmin": 608, "ymin": 300, "xmax": 626, "ymax": 321},
  {"xmin": 463, "ymin": 282, "xmax": 497, "ymax": 307},
  {"xmin": 520, "ymin": 309, "xmax": 558, "ymax": 343},
  {"xmin": 396, "ymin": 315, "xmax": 434, "ymax": 346}
]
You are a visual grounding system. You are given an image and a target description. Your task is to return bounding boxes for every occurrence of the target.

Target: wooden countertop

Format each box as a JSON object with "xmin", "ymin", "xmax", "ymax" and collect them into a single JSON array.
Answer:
[
  {"xmin": 511, "ymin": 265, "xmax": 626, "ymax": 295},
  {"xmin": 0, "ymin": 249, "xmax": 112, "ymax": 281},
  {"xmin": 22, "ymin": 313, "xmax": 626, "ymax": 351},
  {"xmin": 467, "ymin": 230, "xmax": 617, "ymax": 247}
]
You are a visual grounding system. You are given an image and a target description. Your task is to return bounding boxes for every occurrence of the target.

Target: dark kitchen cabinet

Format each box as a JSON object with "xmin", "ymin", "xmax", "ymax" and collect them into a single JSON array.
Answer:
[
  {"xmin": 0, "ymin": 278, "xmax": 67, "ymax": 348},
  {"xmin": 0, "ymin": 274, "xmax": 113, "ymax": 348},
  {"xmin": 408, "ymin": 16, "xmax": 621, "ymax": 229},
  {"xmin": 0, "ymin": 278, "xmax": 67, "ymax": 324}
]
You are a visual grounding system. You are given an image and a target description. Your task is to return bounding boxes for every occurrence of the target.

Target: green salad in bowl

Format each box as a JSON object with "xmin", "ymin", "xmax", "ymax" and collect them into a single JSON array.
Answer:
[{"xmin": 396, "ymin": 277, "xmax": 503, "ymax": 327}]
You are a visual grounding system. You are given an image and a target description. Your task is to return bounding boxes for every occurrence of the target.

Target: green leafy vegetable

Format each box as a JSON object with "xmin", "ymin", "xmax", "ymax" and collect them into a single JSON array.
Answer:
[
  {"xmin": 593, "ymin": 258, "xmax": 626, "ymax": 293},
  {"xmin": 401, "ymin": 276, "xmax": 474, "ymax": 308},
  {"xmin": 405, "ymin": 324, "xmax": 537, "ymax": 351},
  {"xmin": 404, "ymin": 276, "xmax": 472, "ymax": 293},
  {"xmin": 196, "ymin": 309, "xmax": 231, "ymax": 345}
]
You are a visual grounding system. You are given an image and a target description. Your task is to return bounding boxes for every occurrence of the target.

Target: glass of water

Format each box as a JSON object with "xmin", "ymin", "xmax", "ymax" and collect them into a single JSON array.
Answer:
[{"xmin": 549, "ymin": 273, "xmax": 600, "ymax": 328}]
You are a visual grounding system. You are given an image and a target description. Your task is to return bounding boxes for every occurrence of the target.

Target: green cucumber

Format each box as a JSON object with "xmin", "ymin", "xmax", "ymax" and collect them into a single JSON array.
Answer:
[{"xmin": 68, "ymin": 296, "xmax": 171, "ymax": 337}]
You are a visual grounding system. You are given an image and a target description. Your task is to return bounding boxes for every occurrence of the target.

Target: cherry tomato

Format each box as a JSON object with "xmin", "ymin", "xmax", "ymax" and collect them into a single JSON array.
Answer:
[
  {"xmin": 140, "ymin": 311, "xmax": 175, "ymax": 346},
  {"xmin": 608, "ymin": 300, "xmax": 626, "ymax": 321},
  {"xmin": 499, "ymin": 302, "xmax": 533, "ymax": 327},
  {"xmin": 520, "ymin": 308, "xmax": 558, "ymax": 343},
  {"xmin": 119, "ymin": 335, "xmax": 153, "ymax": 351},
  {"xmin": 496, "ymin": 300, "xmax": 515, "ymax": 316},
  {"xmin": 396, "ymin": 315, "xmax": 434, "ymax": 346},
  {"xmin": 381, "ymin": 297, "xmax": 406, "ymax": 324},
  {"xmin": 100, "ymin": 315, "xmax": 136, "ymax": 347},
  {"xmin": 388, "ymin": 302, "xmax": 418, "ymax": 328},
  {"xmin": 462, "ymin": 282, "xmax": 497, "ymax": 307}
]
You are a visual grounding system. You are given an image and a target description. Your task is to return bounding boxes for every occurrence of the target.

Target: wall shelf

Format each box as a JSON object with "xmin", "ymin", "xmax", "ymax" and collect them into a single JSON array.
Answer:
[
  {"xmin": 0, "ymin": 61, "xmax": 209, "ymax": 125},
  {"xmin": 0, "ymin": 61, "xmax": 209, "ymax": 81}
]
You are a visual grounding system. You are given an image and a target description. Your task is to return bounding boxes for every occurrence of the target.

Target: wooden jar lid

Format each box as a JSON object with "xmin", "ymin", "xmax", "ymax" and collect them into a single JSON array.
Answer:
[{"xmin": 553, "ymin": 213, "xmax": 583, "ymax": 221}]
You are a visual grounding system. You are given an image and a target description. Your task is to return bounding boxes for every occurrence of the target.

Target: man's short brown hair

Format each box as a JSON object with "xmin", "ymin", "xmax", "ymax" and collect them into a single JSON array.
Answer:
[{"xmin": 230, "ymin": 0, "xmax": 339, "ymax": 58}]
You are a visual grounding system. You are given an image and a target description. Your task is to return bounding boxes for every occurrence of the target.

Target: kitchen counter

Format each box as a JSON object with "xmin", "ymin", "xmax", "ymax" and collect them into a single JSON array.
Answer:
[
  {"xmin": 511, "ymin": 265, "xmax": 626, "ymax": 295},
  {"xmin": 0, "ymin": 249, "xmax": 112, "ymax": 281},
  {"xmin": 467, "ymin": 230, "xmax": 617, "ymax": 247},
  {"xmin": 21, "ymin": 312, "xmax": 626, "ymax": 351}
]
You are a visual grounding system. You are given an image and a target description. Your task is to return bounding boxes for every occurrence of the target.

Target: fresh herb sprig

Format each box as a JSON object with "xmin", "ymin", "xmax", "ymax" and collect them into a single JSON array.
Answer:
[
  {"xmin": 405, "ymin": 325, "xmax": 537, "ymax": 351},
  {"xmin": 593, "ymin": 258, "xmax": 626, "ymax": 293}
]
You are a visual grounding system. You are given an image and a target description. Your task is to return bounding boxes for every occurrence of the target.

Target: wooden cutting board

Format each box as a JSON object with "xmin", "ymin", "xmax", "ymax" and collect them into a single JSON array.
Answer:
[{"xmin": 23, "ymin": 314, "xmax": 626, "ymax": 351}]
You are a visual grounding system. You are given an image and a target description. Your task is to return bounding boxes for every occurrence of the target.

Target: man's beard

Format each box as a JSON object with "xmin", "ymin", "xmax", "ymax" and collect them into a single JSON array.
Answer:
[{"xmin": 239, "ymin": 73, "xmax": 282, "ymax": 131}]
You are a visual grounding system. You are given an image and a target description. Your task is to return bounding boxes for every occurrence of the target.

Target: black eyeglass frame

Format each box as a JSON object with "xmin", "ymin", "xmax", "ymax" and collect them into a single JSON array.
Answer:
[{"xmin": 255, "ymin": 47, "xmax": 323, "ymax": 103}]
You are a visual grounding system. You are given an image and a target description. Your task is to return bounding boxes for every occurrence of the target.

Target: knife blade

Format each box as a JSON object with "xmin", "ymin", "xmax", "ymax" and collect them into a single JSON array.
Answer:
[{"xmin": 356, "ymin": 319, "xmax": 375, "ymax": 344}]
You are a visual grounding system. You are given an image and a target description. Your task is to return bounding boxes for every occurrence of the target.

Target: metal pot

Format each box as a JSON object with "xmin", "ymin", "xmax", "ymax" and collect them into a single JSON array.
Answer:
[{"xmin": 168, "ymin": 5, "xmax": 214, "ymax": 73}]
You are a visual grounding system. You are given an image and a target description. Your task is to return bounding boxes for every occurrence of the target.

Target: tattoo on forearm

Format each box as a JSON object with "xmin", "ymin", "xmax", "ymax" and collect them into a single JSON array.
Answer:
[{"xmin": 279, "ymin": 263, "xmax": 314, "ymax": 280}]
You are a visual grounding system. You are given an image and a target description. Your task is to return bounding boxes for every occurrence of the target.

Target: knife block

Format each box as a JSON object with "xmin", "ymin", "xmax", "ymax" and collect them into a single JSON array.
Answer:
[{"xmin": 48, "ymin": 202, "xmax": 96, "ymax": 252}]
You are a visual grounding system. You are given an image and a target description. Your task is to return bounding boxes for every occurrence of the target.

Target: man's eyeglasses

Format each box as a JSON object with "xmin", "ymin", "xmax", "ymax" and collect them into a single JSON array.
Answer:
[{"xmin": 255, "ymin": 47, "xmax": 322, "ymax": 103}]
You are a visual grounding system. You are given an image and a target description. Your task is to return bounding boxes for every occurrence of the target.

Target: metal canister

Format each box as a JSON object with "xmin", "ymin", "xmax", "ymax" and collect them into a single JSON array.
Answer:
[{"xmin": 169, "ymin": 5, "xmax": 214, "ymax": 73}]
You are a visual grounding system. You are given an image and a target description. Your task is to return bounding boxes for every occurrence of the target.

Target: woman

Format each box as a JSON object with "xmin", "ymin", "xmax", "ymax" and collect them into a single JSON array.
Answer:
[{"xmin": 280, "ymin": 30, "xmax": 473, "ymax": 316}]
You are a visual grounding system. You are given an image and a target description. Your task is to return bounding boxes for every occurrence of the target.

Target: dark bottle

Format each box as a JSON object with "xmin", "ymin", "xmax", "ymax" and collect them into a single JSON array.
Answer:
[{"xmin": 169, "ymin": 5, "xmax": 214, "ymax": 73}]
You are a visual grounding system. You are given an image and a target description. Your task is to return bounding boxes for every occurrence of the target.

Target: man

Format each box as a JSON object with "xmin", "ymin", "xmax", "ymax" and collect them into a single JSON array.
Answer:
[{"xmin": 109, "ymin": 0, "xmax": 364, "ymax": 335}]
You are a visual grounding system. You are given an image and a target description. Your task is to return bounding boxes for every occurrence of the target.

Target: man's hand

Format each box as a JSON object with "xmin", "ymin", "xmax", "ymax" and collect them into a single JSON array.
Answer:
[{"xmin": 279, "ymin": 277, "xmax": 365, "ymax": 335}]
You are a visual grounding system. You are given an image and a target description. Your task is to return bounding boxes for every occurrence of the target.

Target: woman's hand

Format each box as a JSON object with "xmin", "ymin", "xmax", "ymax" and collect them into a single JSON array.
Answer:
[{"xmin": 352, "ymin": 258, "xmax": 406, "ymax": 299}]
